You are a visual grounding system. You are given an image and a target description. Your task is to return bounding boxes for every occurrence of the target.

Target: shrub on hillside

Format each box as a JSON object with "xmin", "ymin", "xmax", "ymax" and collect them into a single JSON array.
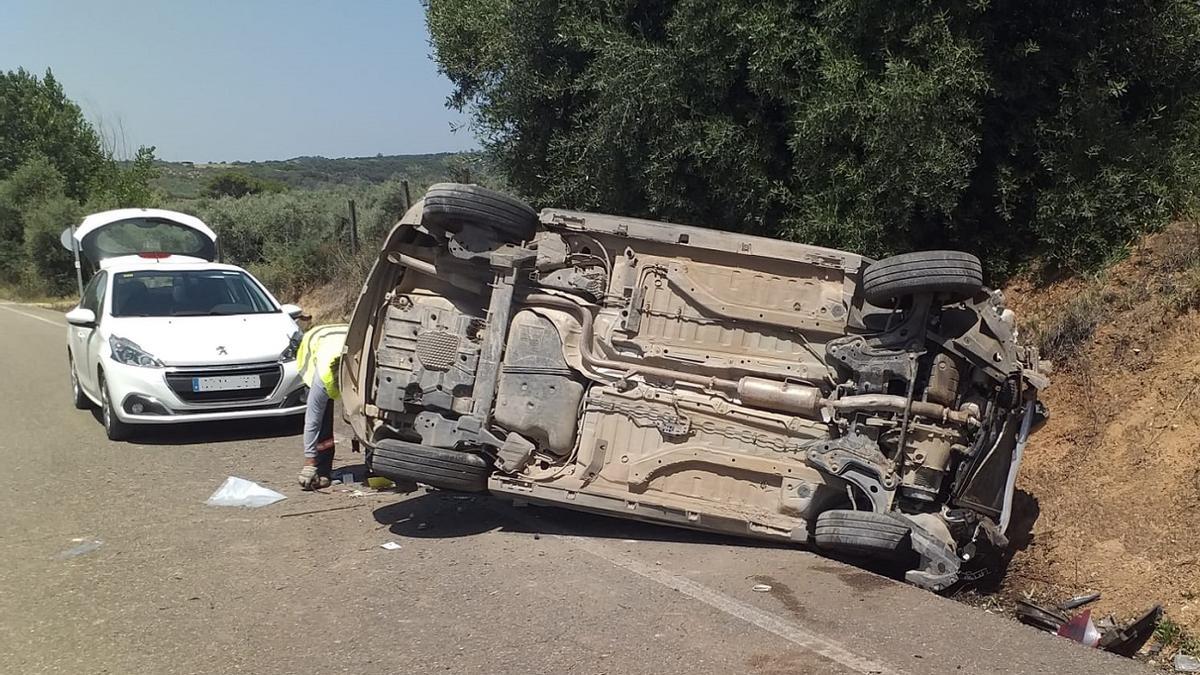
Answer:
[
  {"xmin": 22, "ymin": 196, "xmax": 81, "ymax": 295},
  {"xmin": 203, "ymin": 170, "xmax": 286, "ymax": 199},
  {"xmin": 165, "ymin": 181, "xmax": 415, "ymax": 298}
]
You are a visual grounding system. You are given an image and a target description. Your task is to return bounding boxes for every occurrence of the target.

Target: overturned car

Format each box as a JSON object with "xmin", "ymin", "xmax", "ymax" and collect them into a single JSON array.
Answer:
[{"xmin": 342, "ymin": 184, "xmax": 1048, "ymax": 591}]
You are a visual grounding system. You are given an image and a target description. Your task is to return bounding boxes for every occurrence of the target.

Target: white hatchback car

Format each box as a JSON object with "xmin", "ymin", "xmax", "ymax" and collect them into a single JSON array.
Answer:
[{"xmin": 63, "ymin": 209, "xmax": 308, "ymax": 440}]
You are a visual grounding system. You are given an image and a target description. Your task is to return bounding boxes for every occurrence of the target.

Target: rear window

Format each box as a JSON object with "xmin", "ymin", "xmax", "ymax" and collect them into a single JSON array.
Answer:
[
  {"xmin": 111, "ymin": 270, "xmax": 277, "ymax": 317},
  {"xmin": 86, "ymin": 218, "xmax": 215, "ymax": 263}
]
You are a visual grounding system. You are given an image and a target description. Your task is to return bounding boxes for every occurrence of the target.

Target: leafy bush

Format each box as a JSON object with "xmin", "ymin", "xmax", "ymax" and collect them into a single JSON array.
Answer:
[
  {"xmin": 22, "ymin": 195, "xmax": 81, "ymax": 295},
  {"xmin": 203, "ymin": 170, "xmax": 286, "ymax": 199},
  {"xmin": 163, "ymin": 180, "xmax": 417, "ymax": 299},
  {"xmin": 428, "ymin": 0, "xmax": 1200, "ymax": 279}
]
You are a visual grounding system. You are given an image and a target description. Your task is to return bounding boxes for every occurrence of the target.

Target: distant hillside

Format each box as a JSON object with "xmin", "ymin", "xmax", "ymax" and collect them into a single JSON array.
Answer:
[{"xmin": 151, "ymin": 152, "xmax": 483, "ymax": 198}]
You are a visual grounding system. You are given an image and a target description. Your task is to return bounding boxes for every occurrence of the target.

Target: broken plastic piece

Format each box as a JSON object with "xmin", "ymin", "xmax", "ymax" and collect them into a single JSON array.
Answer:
[
  {"xmin": 205, "ymin": 476, "xmax": 287, "ymax": 508},
  {"xmin": 1098, "ymin": 604, "xmax": 1163, "ymax": 657},
  {"xmin": 1016, "ymin": 599, "xmax": 1068, "ymax": 632},
  {"xmin": 57, "ymin": 539, "xmax": 103, "ymax": 559},
  {"xmin": 380, "ymin": 541, "xmax": 402, "ymax": 551},
  {"xmin": 1058, "ymin": 592, "xmax": 1101, "ymax": 611},
  {"xmin": 1056, "ymin": 609, "xmax": 1101, "ymax": 647},
  {"xmin": 1175, "ymin": 653, "xmax": 1200, "ymax": 672},
  {"xmin": 752, "ymin": 584, "xmax": 772, "ymax": 593}
]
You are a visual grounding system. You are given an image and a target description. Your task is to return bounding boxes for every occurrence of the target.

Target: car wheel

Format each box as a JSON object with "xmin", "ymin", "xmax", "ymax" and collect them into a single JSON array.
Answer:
[
  {"xmin": 814, "ymin": 509, "xmax": 913, "ymax": 560},
  {"xmin": 421, "ymin": 183, "xmax": 538, "ymax": 244},
  {"xmin": 69, "ymin": 353, "xmax": 90, "ymax": 410},
  {"xmin": 368, "ymin": 438, "xmax": 491, "ymax": 493},
  {"xmin": 861, "ymin": 250, "xmax": 983, "ymax": 305},
  {"xmin": 98, "ymin": 373, "xmax": 133, "ymax": 442}
]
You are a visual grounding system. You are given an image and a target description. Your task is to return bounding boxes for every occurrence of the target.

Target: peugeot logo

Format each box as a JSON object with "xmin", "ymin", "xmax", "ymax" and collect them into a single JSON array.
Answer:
[{"xmin": 216, "ymin": 346, "xmax": 228, "ymax": 356}]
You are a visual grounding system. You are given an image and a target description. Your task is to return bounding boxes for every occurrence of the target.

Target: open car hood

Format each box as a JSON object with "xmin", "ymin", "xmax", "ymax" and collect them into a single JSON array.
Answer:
[{"xmin": 61, "ymin": 209, "xmax": 217, "ymax": 269}]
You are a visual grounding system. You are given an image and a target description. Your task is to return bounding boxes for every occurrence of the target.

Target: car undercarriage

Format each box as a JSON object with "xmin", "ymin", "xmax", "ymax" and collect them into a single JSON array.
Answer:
[{"xmin": 342, "ymin": 184, "xmax": 1048, "ymax": 592}]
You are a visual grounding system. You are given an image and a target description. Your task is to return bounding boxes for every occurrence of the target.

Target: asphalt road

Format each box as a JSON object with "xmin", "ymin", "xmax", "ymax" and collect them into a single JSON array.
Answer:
[{"xmin": 0, "ymin": 301, "xmax": 1151, "ymax": 675}]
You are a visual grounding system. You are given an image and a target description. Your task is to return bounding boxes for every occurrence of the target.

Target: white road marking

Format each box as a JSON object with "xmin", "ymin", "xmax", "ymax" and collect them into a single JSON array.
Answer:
[
  {"xmin": 501, "ymin": 508, "xmax": 902, "ymax": 675},
  {"xmin": 0, "ymin": 303, "xmax": 66, "ymax": 327}
]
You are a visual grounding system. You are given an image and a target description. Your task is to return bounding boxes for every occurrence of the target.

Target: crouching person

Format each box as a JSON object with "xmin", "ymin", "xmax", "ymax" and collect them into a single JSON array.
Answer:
[{"xmin": 296, "ymin": 324, "xmax": 349, "ymax": 490}]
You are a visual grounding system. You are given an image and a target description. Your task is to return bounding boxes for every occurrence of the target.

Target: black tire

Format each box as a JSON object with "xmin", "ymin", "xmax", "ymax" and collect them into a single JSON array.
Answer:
[
  {"xmin": 814, "ymin": 509, "xmax": 912, "ymax": 560},
  {"xmin": 369, "ymin": 438, "xmax": 491, "ymax": 492},
  {"xmin": 98, "ymin": 373, "xmax": 133, "ymax": 442},
  {"xmin": 421, "ymin": 183, "xmax": 538, "ymax": 243},
  {"xmin": 69, "ymin": 353, "xmax": 90, "ymax": 410},
  {"xmin": 862, "ymin": 251, "xmax": 983, "ymax": 305}
]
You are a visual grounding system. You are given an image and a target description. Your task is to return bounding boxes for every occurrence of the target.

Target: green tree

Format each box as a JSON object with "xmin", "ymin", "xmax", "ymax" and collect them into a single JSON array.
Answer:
[
  {"xmin": 203, "ymin": 170, "xmax": 286, "ymax": 199},
  {"xmin": 0, "ymin": 68, "xmax": 161, "ymax": 295},
  {"xmin": 0, "ymin": 68, "xmax": 106, "ymax": 201},
  {"xmin": 89, "ymin": 145, "xmax": 161, "ymax": 209},
  {"xmin": 0, "ymin": 154, "xmax": 67, "ymax": 281},
  {"xmin": 427, "ymin": 0, "xmax": 1200, "ymax": 277},
  {"xmin": 22, "ymin": 195, "xmax": 81, "ymax": 295}
]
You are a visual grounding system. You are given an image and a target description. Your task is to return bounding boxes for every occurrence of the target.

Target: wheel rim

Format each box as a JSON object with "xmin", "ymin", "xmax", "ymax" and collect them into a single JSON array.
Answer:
[
  {"xmin": 101, "ymin": 385, "xmax": 112, "ymax": 430},
  {"xmin": 69, "ymin": 359, "xmax": 79, "ymax": 396}
]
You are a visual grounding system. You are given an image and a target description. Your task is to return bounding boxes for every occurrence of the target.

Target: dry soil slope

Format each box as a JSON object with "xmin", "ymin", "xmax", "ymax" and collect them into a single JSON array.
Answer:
[{"xmin": 1006, "ymin": 223, "xmax": 1200, "ymax": 632}]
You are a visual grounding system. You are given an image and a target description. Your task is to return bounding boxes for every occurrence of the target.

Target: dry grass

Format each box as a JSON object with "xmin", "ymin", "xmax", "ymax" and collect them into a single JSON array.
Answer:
[{"xmin": 0, "ymin": 283, "xmax": 76, "ymax": 311}]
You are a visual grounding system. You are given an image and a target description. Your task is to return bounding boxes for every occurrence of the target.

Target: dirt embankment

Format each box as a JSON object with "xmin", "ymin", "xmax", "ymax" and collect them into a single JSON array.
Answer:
[
  {"xmin": 1004, "ymin": 222, "xmax": 1200, "ymax": 632},
  {"xmin": 293, "ymin": 276, "xmax": 363, "ymax": 326}
]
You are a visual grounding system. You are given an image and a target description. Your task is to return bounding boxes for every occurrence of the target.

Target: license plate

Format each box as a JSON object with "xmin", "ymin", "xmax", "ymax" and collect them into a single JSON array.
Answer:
[{"xmin": 192, "ymin": 375, "xmax": 261, "ymax": 392}]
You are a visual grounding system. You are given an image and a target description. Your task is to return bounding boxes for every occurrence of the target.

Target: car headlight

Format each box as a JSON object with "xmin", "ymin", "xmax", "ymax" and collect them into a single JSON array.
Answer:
[
  {"xmin": 109, "ymin": 336, "xmax": 164, "ymax": 368},
  {"xmin": 279, "ymin": 330, "xmax": 303, "ymax": 362}
]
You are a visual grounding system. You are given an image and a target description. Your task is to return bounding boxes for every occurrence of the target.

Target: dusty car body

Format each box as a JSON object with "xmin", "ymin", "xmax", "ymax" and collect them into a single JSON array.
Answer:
[{"xmin": 342, "ymin": 184, "xmax": 1047, "ymax": 591}]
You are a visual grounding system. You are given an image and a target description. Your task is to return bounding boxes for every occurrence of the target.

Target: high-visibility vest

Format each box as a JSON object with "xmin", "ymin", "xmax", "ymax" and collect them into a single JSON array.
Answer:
[{"xmin": 297, "ymin": 324, "xmax": 349, "ymax": 400}]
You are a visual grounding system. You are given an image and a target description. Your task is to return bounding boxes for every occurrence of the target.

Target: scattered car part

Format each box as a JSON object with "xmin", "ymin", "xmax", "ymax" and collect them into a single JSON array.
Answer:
[
  {"xmin": 1058, "ymin": 592, "xmax": 1102, "ymax": 612},
  {"xmin": 1016, "ymin": 599, "xmax": 1069, "ymax": 632},
  {"xmin": 56, "ymin": 539, "xmax": 104, "ymax": 560},
  {"xmin": 1098, "ymin": 604, "xmax": 1163, "ymax": 657},
  {"xmin": 1174, "ymin": 653, "xmax": 1200, "ymax": 672},
  {"xmin": 1056, "ymin": 608, "xmax": 1102, "ymax": 648}
]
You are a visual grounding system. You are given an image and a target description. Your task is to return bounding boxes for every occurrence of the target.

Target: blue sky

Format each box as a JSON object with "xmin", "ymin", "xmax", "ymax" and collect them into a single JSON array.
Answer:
[{"xmin": 0, "ymin": 1, "xmax": 475, "ymax": 161}]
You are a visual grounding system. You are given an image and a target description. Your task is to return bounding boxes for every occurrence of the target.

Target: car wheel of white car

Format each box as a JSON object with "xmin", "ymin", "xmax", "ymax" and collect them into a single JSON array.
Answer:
[
  {"xmin": 98, "ymin": 373, "xmax": 133, "ymax": 442},
  {"xmin": 69, "ymin": 353, "xmax": 90, "ymax": 410}
]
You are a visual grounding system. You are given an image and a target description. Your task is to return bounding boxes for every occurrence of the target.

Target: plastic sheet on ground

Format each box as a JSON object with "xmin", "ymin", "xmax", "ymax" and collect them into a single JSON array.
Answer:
[{"xmin": 206, "ymin": 476, "xmax": 287, "ymax": 508}]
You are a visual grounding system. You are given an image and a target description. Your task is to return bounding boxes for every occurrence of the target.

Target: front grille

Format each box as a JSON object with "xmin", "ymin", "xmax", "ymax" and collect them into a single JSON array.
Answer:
[{"xmin": 165, "ymin": 363, "xmax": 282, "ymax": 403}]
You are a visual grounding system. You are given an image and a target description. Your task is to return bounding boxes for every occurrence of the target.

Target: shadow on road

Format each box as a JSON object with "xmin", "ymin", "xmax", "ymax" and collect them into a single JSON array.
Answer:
[
  {"xmin": 97, "ymin": 413, "xmax": 303, "ymax": 446},
  {"xmin": 369, "ymin": 488, "xmax": 1028, "ymax": 588},
  {"xmin": 371, "ymin": 489, "xmax": 792, "ymax": 551}
]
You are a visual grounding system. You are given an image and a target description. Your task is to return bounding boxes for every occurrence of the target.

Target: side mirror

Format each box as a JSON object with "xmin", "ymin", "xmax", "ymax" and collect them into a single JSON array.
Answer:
[
  {"xmin": 280, "ymin": 303, "xmax": 303, "ymax": 319},
  {"xmin": 65, "ymin": 307, "xmax": 96, "ymax": 328}
]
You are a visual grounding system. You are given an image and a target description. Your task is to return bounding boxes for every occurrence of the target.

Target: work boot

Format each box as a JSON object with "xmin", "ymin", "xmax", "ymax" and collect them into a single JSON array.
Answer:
[{"xmin": 298, "ymin": 465, "xmax": 319, "ymax": 490}]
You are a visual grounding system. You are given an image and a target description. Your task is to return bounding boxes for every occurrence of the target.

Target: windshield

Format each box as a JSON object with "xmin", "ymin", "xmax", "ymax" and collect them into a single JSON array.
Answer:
[{"xmin": 111, "ymin": 270, "xmax": 277, "ymax": 317}]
